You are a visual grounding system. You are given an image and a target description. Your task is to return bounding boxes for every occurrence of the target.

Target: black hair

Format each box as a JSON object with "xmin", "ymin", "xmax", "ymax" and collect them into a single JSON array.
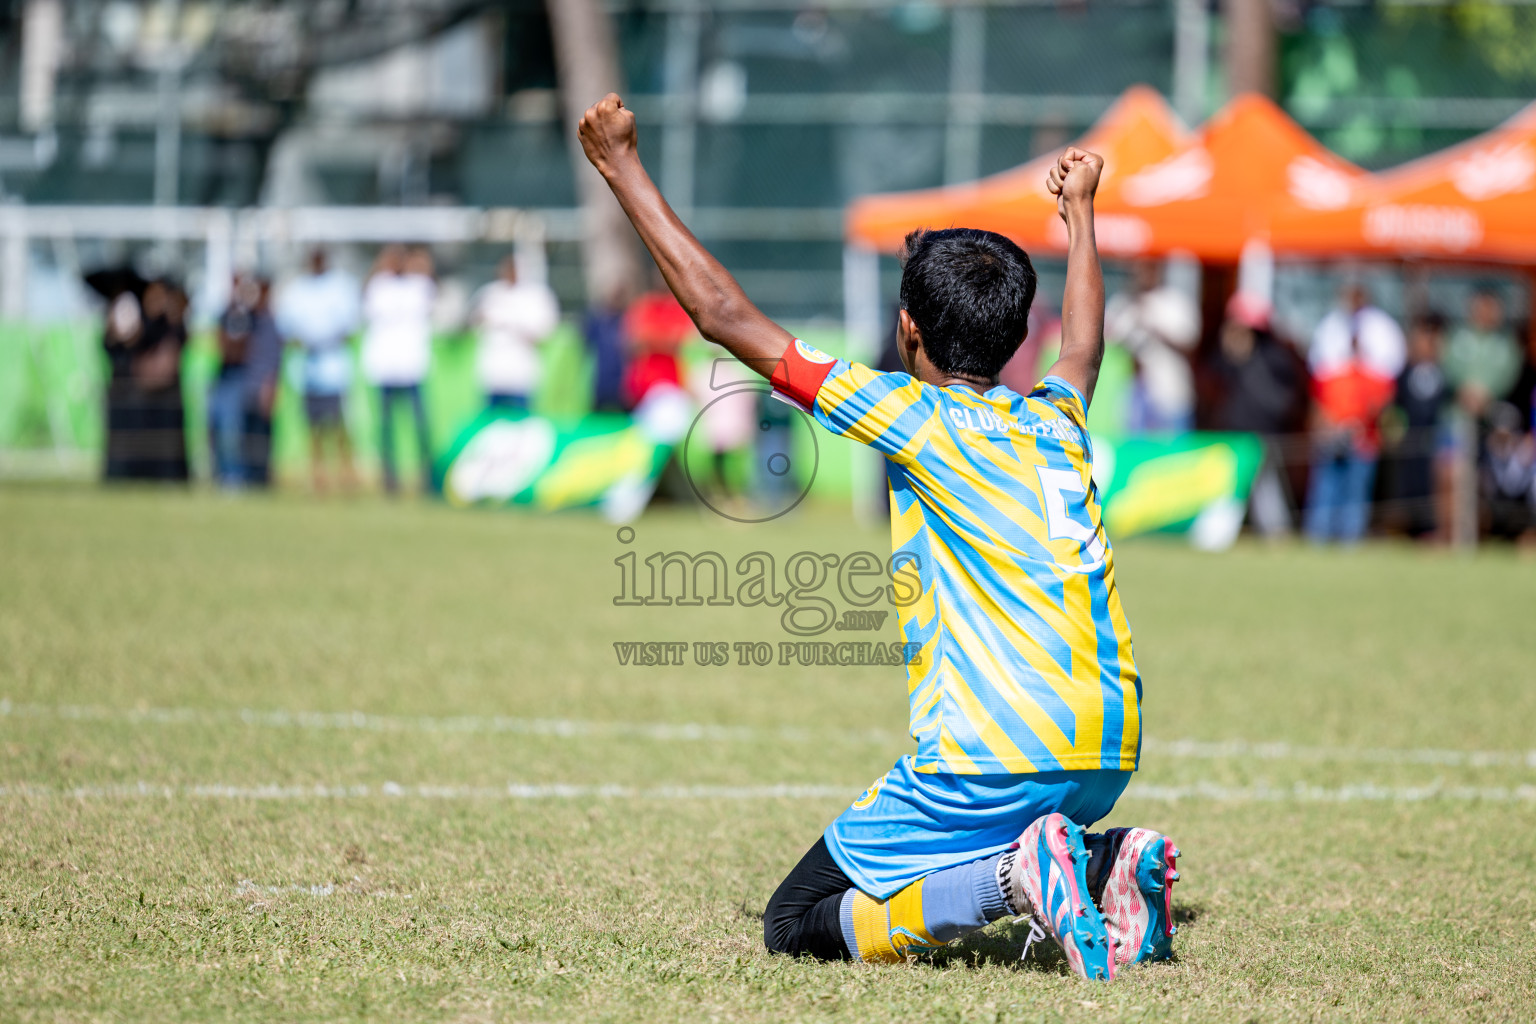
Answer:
[
  {"xmin": 1412, "ymin": 310, "xmax": 1447, "ymax": 334},
  {"xmin": 899, "ymin": 228, "xmax": 1037, "ymax": 379}
]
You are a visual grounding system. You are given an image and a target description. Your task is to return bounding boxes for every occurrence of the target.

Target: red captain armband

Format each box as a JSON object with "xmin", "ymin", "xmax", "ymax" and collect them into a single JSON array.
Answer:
[{"xmin": 769, "ymin": 339, "xmax": 838, "ymax": 411}]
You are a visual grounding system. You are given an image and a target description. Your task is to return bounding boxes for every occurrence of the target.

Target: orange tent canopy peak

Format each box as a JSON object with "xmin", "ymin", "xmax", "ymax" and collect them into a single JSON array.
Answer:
[{"xmin": 843, "ymin": 85, "xmax": 1185, "ymax": 256}]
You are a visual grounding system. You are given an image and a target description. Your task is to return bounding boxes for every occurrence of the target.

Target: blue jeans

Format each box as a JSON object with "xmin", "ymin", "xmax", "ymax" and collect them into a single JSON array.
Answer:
[
  {"xmin": 756, "ymin": 421, "xmax": 796, "ymax": 504},
  {"xmin": 487, "ymin": 392, "xmax": 528, "ymax": 413},
  {"xmin": 1305, "ymin": 447, "xmax": 1378, "ymax": 543},
  {"xmin": 1128, "ymin": 382, "xmax": 1193, "ymax": 435},
  {"xmin": 208, "ymin": 371, "xmax": 250, "ymax": 487},
  {"xmin": 379, "ymin": 384, "xmax": 433, "ymax": 495}
]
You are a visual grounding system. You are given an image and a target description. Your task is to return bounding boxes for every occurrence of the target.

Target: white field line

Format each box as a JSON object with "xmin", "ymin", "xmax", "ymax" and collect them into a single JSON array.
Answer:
[
  {"xmin": 0, "ymin": 698, "xmax": 885, "ymax": 745},
  {"xmin": 235, "ymin": 878, "xmax": 413, "ymax": 900},
  {"xmin": 1, "ymin": 778, "xmax": 1535, "ymax": 804},
  {"xmin": 4, "ymin": 698, "xmax": 1535, "ymax": 771},
  {"xmin": 1141, "ymin": 737, "xmax": 1536, "ymax": 770},
  {"xmin": 1126, "ymin": 780, "xmax": 1536, "ymax": 803},
  {"xmin": 0, "ymin": 780, "xmax": 851, "ymax": 801}
]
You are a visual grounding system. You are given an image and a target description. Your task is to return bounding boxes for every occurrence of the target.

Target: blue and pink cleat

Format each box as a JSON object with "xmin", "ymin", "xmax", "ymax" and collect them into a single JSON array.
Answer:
[
  {"xmin": 1095, "ymin": 826, "xmax": 1181, "ymax": 967},
  {"xmin": 1004, "ymin": 812, "xmax": 1118, "ymax": 981}
]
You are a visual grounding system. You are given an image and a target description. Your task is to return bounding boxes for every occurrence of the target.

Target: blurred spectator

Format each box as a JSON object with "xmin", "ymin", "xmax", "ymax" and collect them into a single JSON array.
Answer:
[
  {"xmin": 1443, "ymin": 288, "xmax": 1521, "ymax": 427},
  {"xmin": 276, "ymin": 248, "xmax": 361, "ymax": 494},
  {"xmin": 1208, "ymin": 293, "xmax": 1306, "ymax": 435},
  {"xmin": 1438, "ymin": 289, "xmax": 1520, "ymax": 542},
  {"xmin": 1509, "ymin": 327, "xmax": 1536, "ymax": 432},
  {"xmin": 1304, "ymin": 284, "xmax": 1405, "ymax": 543},
  {"xmin": 622, "ymin": 282, "xmax": 692, "ymax": 409},
  {"xmin": 1208, "ymin": 294, "xmax": 1307, "ymax": 537},
  {"xmin": 1505, "ymin": 322, "xmax": 1536, "ymax": 544},
  {"xmin": 247, "ymin": 280, "xmax": 285, "ymax": 486},
  {"xmin": 688, "ymin": 350, "xmax": 756, "ymax": 505},
  {"xmin": 583, "ymin": 287, "xmax": 630, "ymax": 414},
  {"xmin": 1391, "ymin": 313, "xmax": 1451, "ymax": 538},
  {"xmin": 1484, "ymin": 401, "xmax": 1535, "ymax": 539},
  {"xmin": 472, "ymin": 255, "xmax": 560, "ymax": 413},
  {"xmin": 89, "ymin": 270, "xmax": 144, "ymax": 477},
  {"xmin": 756, "ymin": 389, "xmax": 798, "ymax": 507},
  {"xmin": 209, "ymin": 274, "xmax": 282, "ymax": 489},
  {"xmin": 363, "ymin": 245, "xmax": 436, "ymax": 495},
  {"xmin": 1105, "ymin": 259, "xmax": 1200, "ymax": 433},
  {"xmin": 95, "ymin": 277, "xmax": 190, "ymax": 483}
]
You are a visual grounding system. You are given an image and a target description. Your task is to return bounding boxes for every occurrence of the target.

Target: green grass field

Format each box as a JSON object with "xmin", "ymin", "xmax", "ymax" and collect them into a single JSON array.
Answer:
[{"xmin": 3, "ymin": 485, "xmax": 1535, "ymax": 1023}]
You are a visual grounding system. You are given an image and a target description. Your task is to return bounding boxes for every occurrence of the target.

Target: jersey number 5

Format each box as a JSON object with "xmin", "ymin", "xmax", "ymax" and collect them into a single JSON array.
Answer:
[{"xmin": 1035, "ymin": 466, "xmax": 1107, "ymax": 573}]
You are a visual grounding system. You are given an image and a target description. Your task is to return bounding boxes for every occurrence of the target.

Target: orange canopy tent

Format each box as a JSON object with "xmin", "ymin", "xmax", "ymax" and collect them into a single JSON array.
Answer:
[
  {"xmin": 844, "ymin": 86, "xmax": 1185, "ymax": 257},
  {"xmin": 1080, "ymin": 93, "xmax": 1368, "ymax": 262},
  {"xmin": 846, "ymin": 91, "xmax": 1368, "ymax": 264},
  {"xmin": 1269, "ymin": 102, "xmax": 1536, "ymax": 262}
]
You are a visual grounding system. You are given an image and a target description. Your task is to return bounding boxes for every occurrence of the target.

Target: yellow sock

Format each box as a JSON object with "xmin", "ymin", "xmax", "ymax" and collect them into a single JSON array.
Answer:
[{"xmin": 848, "ymin": 877, "xmax": 940, "ymax": 963}]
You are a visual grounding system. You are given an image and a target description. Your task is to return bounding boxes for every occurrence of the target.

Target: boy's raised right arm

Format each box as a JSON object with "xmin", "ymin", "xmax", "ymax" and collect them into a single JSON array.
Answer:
[{"xmin": 578, "ymin": 94, "xmax": 794, "ymax": 379}]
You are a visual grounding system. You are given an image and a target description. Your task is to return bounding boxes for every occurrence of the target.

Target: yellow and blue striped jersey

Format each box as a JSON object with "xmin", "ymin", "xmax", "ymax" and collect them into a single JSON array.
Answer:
[{"xmin": 775, "ymin": 339, "xmax": 1141, "ymax": 775}]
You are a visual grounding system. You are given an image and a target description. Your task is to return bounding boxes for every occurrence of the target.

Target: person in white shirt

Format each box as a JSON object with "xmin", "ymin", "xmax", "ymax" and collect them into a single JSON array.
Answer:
[
  {"xmin": 276, "ymin": 248, "xmax": 361, "ymax": 494},
  {"xmin": 1303, "ymin": 284, "xmax": 1406, "ymax": 543},
  {"xmin": 471, "ymin": 255, "xmax": 560, "ymax": 412},
  {"xmin": 362, "ymin": 245, "xmax": 437, "ymax": 495},
  {"xmin": 1104, "ymin": 259, "xmax": 1201, "ymax": 433},
  {"xmin": 1307, "ymin": 284, "xmax": 1407, "ymax": 383}
]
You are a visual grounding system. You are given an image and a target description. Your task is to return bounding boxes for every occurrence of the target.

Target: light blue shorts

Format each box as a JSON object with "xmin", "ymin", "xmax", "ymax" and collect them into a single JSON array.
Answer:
[{"xmin": 823, "ymin": 755, "xmax": 1132, "ymax": 899}]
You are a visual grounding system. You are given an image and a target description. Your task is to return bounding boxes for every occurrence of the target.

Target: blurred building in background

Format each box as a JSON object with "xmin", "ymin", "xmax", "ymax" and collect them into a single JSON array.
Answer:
[
  {"xmin": 2, "ymin": 1, "xmax": 1534, "ymax": 543},
  {"xmin": 2, "ymin": 0, "xmax": 1535, "ymax": 319}
]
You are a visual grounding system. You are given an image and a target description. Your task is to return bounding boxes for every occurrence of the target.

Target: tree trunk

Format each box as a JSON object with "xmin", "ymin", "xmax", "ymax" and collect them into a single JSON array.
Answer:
[
  {"xmin": 546, "ymin": 0, "xmax": 644, "ymax": 305},
  {"xmin": 1223, "ymin": 0, "xmax": 1275, "ymax": 98}
]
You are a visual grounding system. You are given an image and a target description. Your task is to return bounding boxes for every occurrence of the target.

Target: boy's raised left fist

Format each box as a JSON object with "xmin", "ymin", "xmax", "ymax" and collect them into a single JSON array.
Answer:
[
  {"xmin": 1046, "ymin": 147, "xmax": 1104, "ymax": 217},
  {"xmin": 578, "ymin": 93, "xmax": 638, "ymax": 177}
]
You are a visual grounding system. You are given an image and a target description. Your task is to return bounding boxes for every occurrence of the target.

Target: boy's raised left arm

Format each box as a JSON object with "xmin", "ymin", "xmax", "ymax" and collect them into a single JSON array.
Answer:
[
  {"xmin": 1045, "ymin": 147, "xmax": 1106, "ymax": 408},
  {"xmin": 578, "ymin": 94, "xmax": 795, "ymax": 379}
]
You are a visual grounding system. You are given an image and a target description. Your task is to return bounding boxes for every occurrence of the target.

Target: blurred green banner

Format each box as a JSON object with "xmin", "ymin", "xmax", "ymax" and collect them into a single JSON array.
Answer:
[
  {"xmin": 1096, "ymin": 432, "xmax": 1266, "ymax": 547},
  {"xmin": 436, "ymin": 409, "xmax": 672, "ymax": 520}
]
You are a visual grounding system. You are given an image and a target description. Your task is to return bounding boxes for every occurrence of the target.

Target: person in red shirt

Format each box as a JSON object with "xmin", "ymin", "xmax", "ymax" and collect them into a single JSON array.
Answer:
[
  {"xmin": 621, "ymin": 283, "xmax": 694, "ymax": 408},
  {"xmin": 1304, "ymin": 285, "xmax": 1405, "ymax": 543}
]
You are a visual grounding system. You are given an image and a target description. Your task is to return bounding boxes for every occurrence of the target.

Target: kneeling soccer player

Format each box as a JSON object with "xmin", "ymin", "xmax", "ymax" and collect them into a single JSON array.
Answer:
[{"xmin": 577, "ymin": 94, "xmax": 1178, "ymax": 980}]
